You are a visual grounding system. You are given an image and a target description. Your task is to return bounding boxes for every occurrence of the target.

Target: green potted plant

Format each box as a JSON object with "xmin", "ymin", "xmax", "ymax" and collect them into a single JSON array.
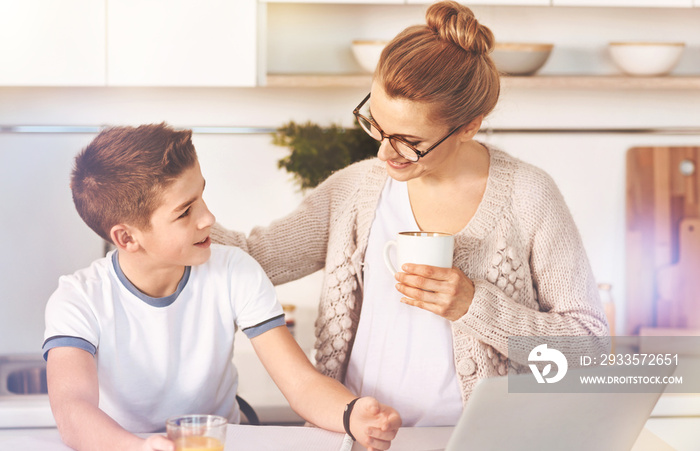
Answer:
[{"xmin": 273, "ymin": 120, "xmax": 380, "ymax": 190}]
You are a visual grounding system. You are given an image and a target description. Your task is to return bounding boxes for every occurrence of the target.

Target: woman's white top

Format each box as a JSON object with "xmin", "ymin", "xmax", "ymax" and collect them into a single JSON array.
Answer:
[{"xmin": 344, "ymin": 178, "xmax": 463, "ymax": 426}]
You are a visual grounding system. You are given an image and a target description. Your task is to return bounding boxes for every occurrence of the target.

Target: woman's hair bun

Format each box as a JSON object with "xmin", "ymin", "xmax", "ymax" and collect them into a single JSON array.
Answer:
[{"xmin": 426, "ymin": 1, "xmax": 494, "ymax": 55}]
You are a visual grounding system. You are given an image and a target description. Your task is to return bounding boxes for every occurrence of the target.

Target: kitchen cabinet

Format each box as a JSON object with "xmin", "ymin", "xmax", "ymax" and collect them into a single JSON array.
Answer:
[
  {"xmin": 476, "ymin": 0, "xmax": 550, "ymax": 3},
  {"xmin": 0, "ymin": 0, "xmax": 106, "ymax": 86},
  {"xmin": 552, "ymin": 0, "xmax": 692, "ymax": 6},
  {"xmin": 407, "ymin": 0, "xmax": 550, "ymax": 4},
  {"xmin": 107, "ymin": 0, "xmax": 257, "ymax": 86},
  {"xmin": 265, "ymin": 0, "xmax": 404, "ymax": 3},
  {"xmin": 0, "ymin": 0, "xmax": 257, "ymax": 87}
]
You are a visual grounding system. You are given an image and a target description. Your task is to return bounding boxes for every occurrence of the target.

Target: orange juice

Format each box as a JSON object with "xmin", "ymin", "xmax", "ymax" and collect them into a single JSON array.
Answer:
[{"xmin": 174, "ymin": 436, "xmax": 224, "ymax": 451}]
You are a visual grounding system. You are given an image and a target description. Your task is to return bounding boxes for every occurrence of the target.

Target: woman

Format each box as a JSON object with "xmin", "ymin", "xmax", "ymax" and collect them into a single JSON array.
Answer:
[{"xmin": 213, "ymin": 1, "xmax": 608, "ymax": 427}]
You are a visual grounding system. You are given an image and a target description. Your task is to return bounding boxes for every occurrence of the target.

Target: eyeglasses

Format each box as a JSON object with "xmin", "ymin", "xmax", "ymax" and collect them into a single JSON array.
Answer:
[{"xmin": 352, "ymin": 93, "xmax": 459, "ymax": 162}]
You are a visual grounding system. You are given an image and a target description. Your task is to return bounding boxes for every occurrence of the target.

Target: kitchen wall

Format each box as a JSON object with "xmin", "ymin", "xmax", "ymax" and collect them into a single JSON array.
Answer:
[{"xmin": 2, "ymin": 4, "xmax": 700, "ymax": 354}]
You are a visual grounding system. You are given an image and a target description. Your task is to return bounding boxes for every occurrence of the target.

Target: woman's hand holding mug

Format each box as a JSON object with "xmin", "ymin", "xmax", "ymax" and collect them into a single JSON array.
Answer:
[{"xmin": 383, "ymin": 232, "xmax": 474, "ymax": 321}]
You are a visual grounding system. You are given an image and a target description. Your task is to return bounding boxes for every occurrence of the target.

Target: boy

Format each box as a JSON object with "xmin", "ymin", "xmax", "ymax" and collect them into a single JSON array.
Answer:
[{"xmin": 43, "ymin": 124, "xmax": 400, "ymax": 451}]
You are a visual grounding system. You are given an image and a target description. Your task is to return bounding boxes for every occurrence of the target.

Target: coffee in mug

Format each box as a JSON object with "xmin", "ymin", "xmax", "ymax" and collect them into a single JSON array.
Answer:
[{"xmin": 383, "ymin": 231, "xmax": 454, "ymax": 275}]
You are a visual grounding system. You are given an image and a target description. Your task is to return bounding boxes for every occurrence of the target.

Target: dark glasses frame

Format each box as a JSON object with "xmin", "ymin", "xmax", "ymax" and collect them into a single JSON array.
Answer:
[{"xmin": 352, "ymin": 92, "xmax": 460, "ymax": 162}]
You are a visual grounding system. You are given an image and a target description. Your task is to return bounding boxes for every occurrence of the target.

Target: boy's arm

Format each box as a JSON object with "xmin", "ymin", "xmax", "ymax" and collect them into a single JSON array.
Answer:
[
  {"xmin": 46, "ymin": 347, "xmax": 173, "ymax": 451},
  {"xmin": 250, "ymin": 326, "xmax": 402, "ymax": 451}
]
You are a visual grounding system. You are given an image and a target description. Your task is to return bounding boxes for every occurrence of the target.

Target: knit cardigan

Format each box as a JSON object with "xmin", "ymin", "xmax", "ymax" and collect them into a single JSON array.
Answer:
[{"xmin": 211, "ymin": 145, "xmax": 609, "ymax": 405}]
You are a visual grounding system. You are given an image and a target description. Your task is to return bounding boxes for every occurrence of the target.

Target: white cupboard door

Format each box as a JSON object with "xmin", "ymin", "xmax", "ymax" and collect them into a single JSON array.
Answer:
[
  {"xmin": 264, "ymin": 0, "xmax": 403, "ymax": 3},
  {"xmin": 481, "ymin": 0, "xmax": 550, "ymax": 4},
  {"xmin": 107, "ymin": 0, "xmax": 257, "ymax": 86},
  {"xmin": 406, "ymin": 0, "xmax": 550, "ymax": 4},
  {"xmin": 552, "ymin": 0, "xmax": 691, "ymax": 6},
  {"xmin": 0, "ymin": 0, "xmax": 106, "ymax": 86}
]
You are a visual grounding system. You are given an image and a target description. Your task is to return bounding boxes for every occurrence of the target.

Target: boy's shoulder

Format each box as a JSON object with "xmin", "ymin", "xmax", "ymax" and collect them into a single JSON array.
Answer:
[
  {"xmin": 58, "ymin": 252, "xmax": 115, "ymax": 289},
  {"xmin": 56, "ymin": 245, "xmax": 266, "ymax": 295},
  {"xmin": 46, "ymin": 253, "xmax": 117, "ymax": 316},
  {"xmin": 202, "ymin": 244, "xmax": 266, "ymax": 276},
  {"xmin": 208, "ymin": 243, "xmax": 250, "ymax": 263},
  {"xmin": 196, "ymin": 245, "xmax": 275, "ymax": 303}
]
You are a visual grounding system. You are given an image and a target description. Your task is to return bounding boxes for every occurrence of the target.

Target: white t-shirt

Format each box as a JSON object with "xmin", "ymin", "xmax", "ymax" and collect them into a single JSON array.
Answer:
[
  {"xmin": 42, "ymin": 244, "xmax": 284, "ymax": 433},
  {"xmin": 345, "ymin": 178, "xmax": 463, "ymax": 426}
]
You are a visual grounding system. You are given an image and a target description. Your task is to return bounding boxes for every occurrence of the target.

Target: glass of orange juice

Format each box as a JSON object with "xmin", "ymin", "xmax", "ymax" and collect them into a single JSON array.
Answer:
[{"xmin": 166, "ymin": 414, "xmax": 227, "ymax": 451}]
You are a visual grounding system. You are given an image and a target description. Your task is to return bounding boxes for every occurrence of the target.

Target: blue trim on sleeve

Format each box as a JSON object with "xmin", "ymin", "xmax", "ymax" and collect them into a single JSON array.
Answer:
[
  {"xmin": 242, "ymin": 314, "xmax": 286, "ymax": 339},
  {"xmin": 112, "ymin": 250, "xmax": 191, "ymax": 307},
  {"xmin": 42, "ymin": 336, "xmax": 97, "ymax": 361}
]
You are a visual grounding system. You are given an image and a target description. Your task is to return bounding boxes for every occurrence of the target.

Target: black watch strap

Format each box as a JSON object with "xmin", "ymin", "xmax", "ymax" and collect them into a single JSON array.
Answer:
[{"xmin": 343, "ymin": 397, "xmax": 361, "ymax": 441}]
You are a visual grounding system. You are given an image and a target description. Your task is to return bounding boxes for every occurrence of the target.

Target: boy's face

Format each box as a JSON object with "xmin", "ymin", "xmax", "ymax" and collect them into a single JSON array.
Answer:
[{"xmin": 132, "ymin": 160, "xmax": 215, "ymax": 268}]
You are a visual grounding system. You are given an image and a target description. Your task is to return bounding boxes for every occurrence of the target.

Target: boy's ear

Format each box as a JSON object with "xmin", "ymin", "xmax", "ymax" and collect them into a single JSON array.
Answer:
[
  {"xmin": 109, "ymin": 224, "xmax": 140, "ymax": 252},
  {"xmin": 457, "ymin": 115, "xmax": 484, "ymax": 142}
]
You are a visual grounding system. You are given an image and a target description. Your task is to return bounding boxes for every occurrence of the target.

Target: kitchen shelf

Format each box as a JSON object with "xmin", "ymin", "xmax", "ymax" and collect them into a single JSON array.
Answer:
[
  {"xmin": 266, "ymin": 74, "xmax": 373, "ymax": 88},
  {"xmin": 502, "ymin": 75, "xmax": 700, "ymax": 90},
  {"xmin": 265, "ymin": 74, "xmax": 700, "ymax": 90}
]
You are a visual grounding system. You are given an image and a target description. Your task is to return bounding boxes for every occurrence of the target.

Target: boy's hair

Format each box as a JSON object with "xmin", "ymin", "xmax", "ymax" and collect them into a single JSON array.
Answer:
[{"xmin": 71, "ymin": 123, "xmax": 197, "ymax": 243}]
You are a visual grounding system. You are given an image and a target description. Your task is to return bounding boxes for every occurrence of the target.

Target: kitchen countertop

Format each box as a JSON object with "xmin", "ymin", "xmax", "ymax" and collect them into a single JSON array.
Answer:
[
  {"xmin": 3, "ymin": 400, "xmax": 696, "ymax": 449},
  {"xmin": 0, "ymin": 395, "xmax": 55, "ymax": 429},
  {"xmin": 3, "ymin": 337, "xmax": 698, "ymax": 447},
  {"xmin": 0, "ymin": 423, "xmax": 688, "ymax": 451},
  {"xmin": 5, "ymin": 348, "xmax": 697, "ymax": 444}
]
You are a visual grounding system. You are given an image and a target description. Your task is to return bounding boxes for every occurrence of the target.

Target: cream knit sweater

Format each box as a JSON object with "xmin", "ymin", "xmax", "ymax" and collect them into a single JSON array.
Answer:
[{"xmin": 211, "ymin": 145, "xmax": 609, "ymax": 405}]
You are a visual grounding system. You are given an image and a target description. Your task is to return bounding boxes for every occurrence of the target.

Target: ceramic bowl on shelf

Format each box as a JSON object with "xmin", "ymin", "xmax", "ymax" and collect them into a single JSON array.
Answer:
[
  {"xmin": 351, "ymin": 40, "xmax": 388, "ymax": 74},
  {"xmin": 490, "ymin": 43, "xmax": 553, "ymax": 76},
  {"xmin": 609, "ymin": 42, "xmax": 685, "ymax": 76}
]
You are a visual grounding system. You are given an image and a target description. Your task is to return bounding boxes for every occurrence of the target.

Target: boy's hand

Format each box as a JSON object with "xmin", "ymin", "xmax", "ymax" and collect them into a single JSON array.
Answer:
[
  {"xmin": 350, "ymin": 397, "xmax": 402, "ymax": 451},
  {"xmin": 141, "ymin": 435, "xmax": 174, "ymax": 451}
]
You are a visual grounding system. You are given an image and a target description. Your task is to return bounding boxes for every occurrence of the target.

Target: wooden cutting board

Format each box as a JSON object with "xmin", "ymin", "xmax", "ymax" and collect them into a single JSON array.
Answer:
[
  {"xmin": 656, "ymin": 219, "xmax": 700, "ymax": 329},
  {"xmin": 626, "ymin": 146, "xmax": 700, "ymax": 334}
]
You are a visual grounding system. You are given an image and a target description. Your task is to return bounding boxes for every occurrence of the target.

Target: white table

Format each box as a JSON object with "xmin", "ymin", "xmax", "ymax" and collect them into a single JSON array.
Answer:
[{"xmin": 0, "ymin": 422, "xmax": 686, "ymax": 451}]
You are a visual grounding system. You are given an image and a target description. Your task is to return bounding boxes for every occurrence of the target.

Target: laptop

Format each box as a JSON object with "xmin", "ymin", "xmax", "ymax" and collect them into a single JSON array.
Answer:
[{"xmin": 443, "ymin": 365, "xmax": 671, "ymax": 451}]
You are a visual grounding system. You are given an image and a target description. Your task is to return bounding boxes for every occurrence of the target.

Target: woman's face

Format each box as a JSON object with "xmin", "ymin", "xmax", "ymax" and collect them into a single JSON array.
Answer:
[{"xmin": 368, "ymin": 82, "xmax": 462, "ymax": 182}]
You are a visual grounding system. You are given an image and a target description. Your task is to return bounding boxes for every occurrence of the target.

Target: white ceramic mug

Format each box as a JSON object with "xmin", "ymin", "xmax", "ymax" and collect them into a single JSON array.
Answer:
[{"xmin": 383, "ymin": 231, "xmax": 454, "ymax": 275}]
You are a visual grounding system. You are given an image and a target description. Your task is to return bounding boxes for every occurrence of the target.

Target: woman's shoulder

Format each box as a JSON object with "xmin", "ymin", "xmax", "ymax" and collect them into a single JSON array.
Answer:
[
  {"xmin": 328, "ymin": 157, "xmax": 384, "ymax": 182},
  {"xmin": 486, "ymin": 145, "xmax": 562, "ymax": 201},
  {"xmin": 486, "ymin": 146, "xmax": 574, "ymax": 243},
  {"xmin": 315, "ymin": 157, "xmax": 386, "ymax": 195},
  {"xmin": 487, "ymin": 145, "xmax": 549, "ymax": 180}
]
